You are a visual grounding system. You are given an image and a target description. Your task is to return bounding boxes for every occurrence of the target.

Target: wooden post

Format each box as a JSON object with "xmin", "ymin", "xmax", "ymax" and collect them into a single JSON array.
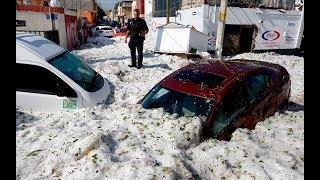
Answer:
[
  {"xmin": 77, "ymin": 0, "xmax": 82, "ymax": 18},
  {"xmin": 295, "ymin": 5, "xmax": 304, "ymax": 48},
  {"xmin": 166, "ymin": 0, "xmax": 169, "ymax": 24},
  {"xmin": 215, "ymin": 0, "xmax": 227, "ymax": 58},
  {"xmin": 96, "ymin": 1, "xmax": 99, "ymax": 23}
]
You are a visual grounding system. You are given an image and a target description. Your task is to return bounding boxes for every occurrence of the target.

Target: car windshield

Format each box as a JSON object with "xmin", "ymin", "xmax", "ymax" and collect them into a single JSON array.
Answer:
[
  {"xmin": 142, "ymin": 85, "xmax": 213, "ymax": 118},
  {"xmin": 49, "ymin": 51, "xmax": 97, "ymax": 91}
]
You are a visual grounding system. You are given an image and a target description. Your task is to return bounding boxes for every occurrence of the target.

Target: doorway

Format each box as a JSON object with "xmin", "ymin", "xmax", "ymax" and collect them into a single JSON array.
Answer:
[{"xmin": 222, "ymin": 25, "xmax": 258, "ymax": 56}]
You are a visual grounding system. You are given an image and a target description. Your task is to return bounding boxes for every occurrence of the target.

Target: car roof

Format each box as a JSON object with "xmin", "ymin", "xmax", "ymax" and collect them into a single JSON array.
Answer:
[
  {"xmin": 159, "ymin": 59, "xmax": 281, "ymax": 101},
  {"xmin": 16, "ymin": 32, "xmax": 65, "ymax": 62}
]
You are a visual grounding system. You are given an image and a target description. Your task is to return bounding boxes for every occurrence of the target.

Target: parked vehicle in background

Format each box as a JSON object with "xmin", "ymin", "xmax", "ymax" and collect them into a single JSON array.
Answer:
[
  {"xmin": 110, "ymin": 21, "xmax": 119, "ymax": 28},
  {"xmin": 97, "ymin": 25, "xmax": 114, "ymax": 37},
  {"xmin": 98, "ymin": 19, "xmax": 109, "ymax": 26},
  {"xmin": 140, "ymin": 59, "xmax": 291, "ymax": 141},
  {"xmin": 16, "ymin": 32, "xmax": 111, "ymax": 112}
]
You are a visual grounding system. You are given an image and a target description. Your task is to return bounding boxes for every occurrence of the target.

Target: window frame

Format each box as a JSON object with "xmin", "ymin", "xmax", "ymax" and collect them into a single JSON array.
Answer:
[
  {"xmin": 16, "ymin": 62, "xmax": 78, "ymax": 98},
  {"xmin": 244, "ymin": 73, "xmax": 272, "ymax": 105},
  {"xmin": 152, "ymin": 0, "xmax": 181, "ymax": 17}
]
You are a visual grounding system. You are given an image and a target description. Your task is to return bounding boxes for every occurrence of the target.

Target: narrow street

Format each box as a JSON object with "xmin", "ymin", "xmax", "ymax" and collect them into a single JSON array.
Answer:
[{"xmin": 16, "ymin": 34, "xmax": 304, "ymax": 179}]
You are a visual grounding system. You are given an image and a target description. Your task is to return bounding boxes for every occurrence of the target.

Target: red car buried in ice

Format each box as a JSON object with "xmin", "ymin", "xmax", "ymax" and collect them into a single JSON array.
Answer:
[{"xmin": 140, "ymin": 59, "xmax": 291, "ymax": 141}]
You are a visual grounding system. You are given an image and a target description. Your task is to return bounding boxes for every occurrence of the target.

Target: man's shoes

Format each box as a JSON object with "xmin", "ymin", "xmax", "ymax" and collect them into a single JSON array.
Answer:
[
  {"xmin": 128, "ymin": 64, "xmax": 136, "ymax": 68},
  {"xmin": 137, "ymin": 65, "xmax": 142, "ymax": 69}
]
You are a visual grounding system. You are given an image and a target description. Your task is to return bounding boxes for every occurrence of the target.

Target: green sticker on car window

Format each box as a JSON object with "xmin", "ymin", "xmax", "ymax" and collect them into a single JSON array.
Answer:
[{"xmin": 63, "ymin": 99, "xmax": 76, "ymax": 109}]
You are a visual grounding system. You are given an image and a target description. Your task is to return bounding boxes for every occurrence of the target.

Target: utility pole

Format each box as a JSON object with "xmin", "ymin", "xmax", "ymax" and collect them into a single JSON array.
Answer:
[
  {"xmin": 166, "ymin": 0, "xmax": 170, "ymax": 24},
  {"xmin": 215, "ymin": 0, "xmax": 227, "ymax": 58},
  {"xmin": 96, "ymin": 0, "xmax": 99, "ymax": 24},
  {"xmin": 48, "ymin": 3, "xmax": 55, "ymax": 30},
  {"xmin": 295, "ymin": 4, "xmax": 304, "ymax": 48},
  {"xmin": 77, "ymin": 0, "xmax": 82, "ymax": 18},
  {"xmin": 77, "ymin": 0, "xmax": 80, "ymax": 18}
]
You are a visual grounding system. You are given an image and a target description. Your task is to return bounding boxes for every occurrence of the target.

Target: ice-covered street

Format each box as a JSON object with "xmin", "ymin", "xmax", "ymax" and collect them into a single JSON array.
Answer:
[{"xmin": 16, "ymin": 34, "xmax": 304, "ymax": 179}]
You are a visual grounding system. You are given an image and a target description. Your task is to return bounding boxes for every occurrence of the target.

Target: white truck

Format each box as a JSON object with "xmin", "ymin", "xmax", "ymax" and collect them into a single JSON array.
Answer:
[{"xmin": 151, "ymin": 0, "xmax": 304, "ymax": 55}]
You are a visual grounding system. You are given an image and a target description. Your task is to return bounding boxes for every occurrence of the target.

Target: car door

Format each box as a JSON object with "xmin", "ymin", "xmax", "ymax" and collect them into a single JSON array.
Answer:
[
  {"xmin": 243, "ymin": 72, "xmax": 274, "ymax": 124},
  {"xmin": 228, "ymin": 72, "xmax": 272, "ymax": 130},
  {"xmin": 211, "ymin": 72, "xmax": 274, "ymax": 140},
  {"xmin": 16, "ymin": 63, "xmax": 80, "ymax": 112},
  {"xmin": 211, "ymin": 82, "xmax": 249, "ymax": 140}
]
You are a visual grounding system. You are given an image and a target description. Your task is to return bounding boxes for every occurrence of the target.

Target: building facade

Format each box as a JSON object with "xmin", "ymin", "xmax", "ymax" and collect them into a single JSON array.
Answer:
[{"xmin": 16, "ymin": 0, "xmax": 99, "ymax": 50}]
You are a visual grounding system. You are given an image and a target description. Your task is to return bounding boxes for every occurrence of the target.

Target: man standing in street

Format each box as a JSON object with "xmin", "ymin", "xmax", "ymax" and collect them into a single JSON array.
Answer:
[{"xmin": 125, "ymin": 9, "xmax": 149, "ymax": 69}]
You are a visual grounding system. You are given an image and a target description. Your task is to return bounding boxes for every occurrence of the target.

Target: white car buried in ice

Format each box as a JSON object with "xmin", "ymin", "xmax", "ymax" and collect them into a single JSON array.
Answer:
[
  {"xmin": 97, "ymin": 25, "xmax": 114, "ymax": 37},
  {"xmin": 16, "ymin": 32, "xmax": 111, "ymax": 112}
]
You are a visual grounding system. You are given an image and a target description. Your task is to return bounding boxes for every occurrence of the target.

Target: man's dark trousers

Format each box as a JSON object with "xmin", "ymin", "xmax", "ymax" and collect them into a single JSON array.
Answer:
[{"xmin": 128, "ymin": 38, "xmax": 144, "ymax": 68}]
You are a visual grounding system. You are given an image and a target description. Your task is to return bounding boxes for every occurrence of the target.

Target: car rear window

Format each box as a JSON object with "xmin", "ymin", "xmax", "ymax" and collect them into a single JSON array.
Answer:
[{"xmin": 174, "ymin": 69, "xmax": 225, "ymax": 88}]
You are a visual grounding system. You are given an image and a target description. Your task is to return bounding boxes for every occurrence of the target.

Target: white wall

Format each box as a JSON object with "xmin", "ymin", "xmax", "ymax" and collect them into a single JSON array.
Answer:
[
  {"xmin": 176, "ymin": 6, "xmax": 204, "ymax": 33},
  {"xmin": 16, "ymin": 11, "xmax": 53, "ymax": 31},
  {"xmin": 16, "ymin": 11, "xmax": 68, "ymax": 49},
  {"xmin": 54, "ymin": 14, "xmax": 68, "ymax": 49},
  {"xmin": 151, "ymin": 6, "xmax": 205, "ymax": 34},
  {"xmin": 151, "ymin": 5, "xmax": 213, "ymax": 35},
  {"xmin": 144, "ymin": 0, "xmax": 152, "ymax": 15}
]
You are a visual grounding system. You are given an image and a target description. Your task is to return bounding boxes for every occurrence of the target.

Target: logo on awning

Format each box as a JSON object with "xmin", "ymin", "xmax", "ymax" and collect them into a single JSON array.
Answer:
[{"xmin": 262, "ymin": 30, "xmax": 280, "ymax": 41}]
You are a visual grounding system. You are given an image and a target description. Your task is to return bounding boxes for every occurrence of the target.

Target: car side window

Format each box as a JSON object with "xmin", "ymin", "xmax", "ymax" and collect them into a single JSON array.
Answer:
[
  {"xmin": 16, "ymin": 63, "xmax": 77, "ymax": 97},
  {"xmin": 245, "ymin": 74, "xmax": 270, "ymax": 103},
  {"xmin": 212, "ymin": 83, "xmax": 247, "ymax": 137}
]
